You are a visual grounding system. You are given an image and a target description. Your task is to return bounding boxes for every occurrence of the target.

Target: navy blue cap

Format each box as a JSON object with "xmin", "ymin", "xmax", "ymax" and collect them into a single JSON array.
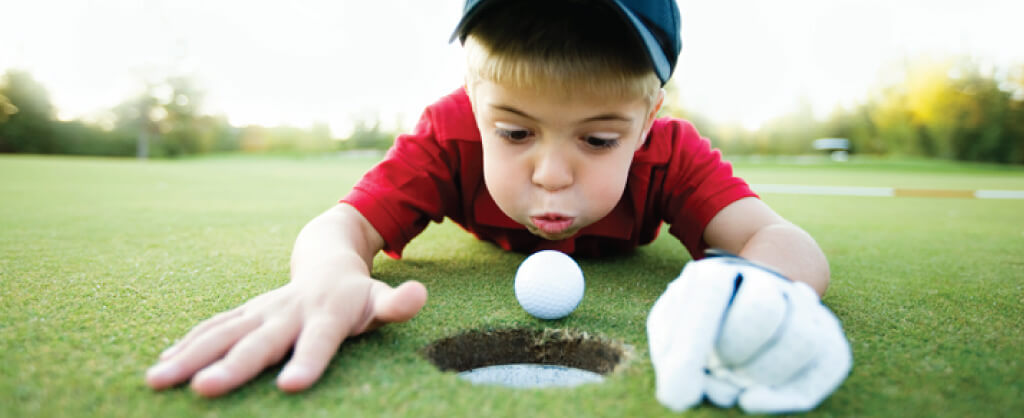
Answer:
[{"xmin": 450, "ymin": 0, "xmax": 682, "ymax": 85}]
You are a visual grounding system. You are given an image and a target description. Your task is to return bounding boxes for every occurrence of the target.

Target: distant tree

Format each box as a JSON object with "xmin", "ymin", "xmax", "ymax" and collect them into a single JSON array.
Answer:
[
  {"xmin": 942, "ymin": 61, "xmax": 1024, "ymax": 163},
  {"xmin": 53, "ymin": 120, "xmax": 135, "ymax": 156},
  {"xmin": 1008, "ymin": 64, "xmax": 1024, "ymax": 164},
  {"xmin": 0, "ymin": 94, "xmax": 16, "ymax": 123},
  {"xmin": 821, "ymin": 57, "xmax": 1024, "ymax": 164},
  {"xmin": 159, "ymin": 76, "xmax": 209, "ymax": 156},
  {"xmin": 824, "ymin": 103, "xmax": 879, "ymax": 155},
  {"xmin": 111, "ymin": 88, "xmax": 161, "ymax": 158},
  {"xmin": 754, "ymin": 98, "xmax": 829, "ymax": 154},
  {"xmin": 110, "ymin": 75, "xmax": 234, "ymax": 158},
  {"xmin": 889, "ymin": 58, "xmax": 1024, "ymax": 163},
  {"xmin": 306, "ymin": 122, "xmax": 334, "ymax": 152},
  {"xmin": 0, "ymin": 70, "xmax": 57, "ymax": 153},
  {"xmin": 343, "ymin": 118, "xmax": 396, "ymax": 150}
]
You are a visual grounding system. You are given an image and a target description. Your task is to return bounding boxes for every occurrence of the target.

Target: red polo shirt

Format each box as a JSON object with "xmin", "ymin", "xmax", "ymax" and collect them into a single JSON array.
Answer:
[{"xmin": 342, "ymin": 88, "xmax": 756, "ymax": 260}]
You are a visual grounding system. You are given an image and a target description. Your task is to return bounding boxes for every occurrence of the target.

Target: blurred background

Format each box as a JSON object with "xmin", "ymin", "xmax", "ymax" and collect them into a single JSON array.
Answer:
[{"xmin": 1, "ymin": 0, "xmax": 1022, "ymax": 163}]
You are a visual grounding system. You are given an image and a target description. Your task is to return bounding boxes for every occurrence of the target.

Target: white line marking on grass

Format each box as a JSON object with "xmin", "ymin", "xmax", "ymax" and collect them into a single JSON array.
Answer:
[
  {"xmin": 975, "ymin": 190, "xmax": 1024, "ymax": 199},
  {"xmin": 751, "ymin": 184, "xmax": 1024, "ymax": 199}
]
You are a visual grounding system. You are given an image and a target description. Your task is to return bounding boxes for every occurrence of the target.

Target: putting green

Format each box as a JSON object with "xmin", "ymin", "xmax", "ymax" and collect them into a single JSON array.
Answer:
[{"xmin": 1, "ymin": 154, "xmax": 1022, "ymax": 417}]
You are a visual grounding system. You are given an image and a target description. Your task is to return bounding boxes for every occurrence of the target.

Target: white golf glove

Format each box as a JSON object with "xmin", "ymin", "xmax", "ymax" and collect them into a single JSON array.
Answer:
[{"xmin": 646, "ymin": 250, "xmax": 852, "ymax": 414}]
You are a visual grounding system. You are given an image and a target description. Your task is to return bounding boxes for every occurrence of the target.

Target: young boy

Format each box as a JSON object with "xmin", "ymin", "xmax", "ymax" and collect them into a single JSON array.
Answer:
[{"xmin": 147, "ymin": 0, "xmax": 845, "ymax": 411}]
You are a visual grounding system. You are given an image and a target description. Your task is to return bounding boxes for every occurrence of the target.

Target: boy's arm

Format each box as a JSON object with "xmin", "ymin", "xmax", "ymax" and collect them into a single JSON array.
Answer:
[
  {"xmin": 702, "ymin": 197, "xmax": 830, "ymax": 296},
  {"xmin": 289, "ymin": 204, "xmax": 427, "ymax": 334},
  {"xmin": 145, "ymin": 203, "xmax": 427, "ymax": 397}
]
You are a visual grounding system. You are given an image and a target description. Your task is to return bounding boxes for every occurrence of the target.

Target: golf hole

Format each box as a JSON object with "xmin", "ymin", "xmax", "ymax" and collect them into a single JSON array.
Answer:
[{"xmin": 422, "ymin": 328, "xmax": 631, "ymax": 389}]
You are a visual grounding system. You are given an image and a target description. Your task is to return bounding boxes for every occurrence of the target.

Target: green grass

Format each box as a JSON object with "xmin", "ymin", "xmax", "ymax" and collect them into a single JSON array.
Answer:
[{"xmin": 1, "ymin": 154, "xmax": 1022, "ymax": 417}]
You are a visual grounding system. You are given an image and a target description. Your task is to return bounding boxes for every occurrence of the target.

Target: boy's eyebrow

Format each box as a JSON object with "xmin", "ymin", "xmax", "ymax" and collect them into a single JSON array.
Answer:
[
  {"xmin": 491, "ymin": 104, "xmax": 633, "ymax": 123},
  {"xmin": 581, "ymin": 113, "xmax": 634, "ymax": 123},
  {"xmin": 491, "ymin": 104, "xmax": 540, "ymax": 121}
]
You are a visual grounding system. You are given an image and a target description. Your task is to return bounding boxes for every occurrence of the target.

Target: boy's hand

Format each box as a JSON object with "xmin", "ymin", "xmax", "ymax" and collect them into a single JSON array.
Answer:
[
  {"xmin": 145, "ymin": 277, "xmax": 426, "ymax": 397},
  {"xmin": 646, "ymin": 252, "xmax": 851, "ymax": 414}
]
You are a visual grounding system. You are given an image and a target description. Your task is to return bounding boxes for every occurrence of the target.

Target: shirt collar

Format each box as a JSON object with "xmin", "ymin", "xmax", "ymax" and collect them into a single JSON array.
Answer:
[{"xmin": 631, "ymin": 120, "xmax": 672, "ymax": 165}]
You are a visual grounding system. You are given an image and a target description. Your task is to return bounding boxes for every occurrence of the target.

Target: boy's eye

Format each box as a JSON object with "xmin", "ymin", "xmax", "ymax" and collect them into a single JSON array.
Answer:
[
  {"xmin": 499, "ymin": 129, "xmax": 531, "ymax": 140},
  {"xmin": 583, "ymin": 133, "xmax": 620, "ymax": 149},
  {"xmin": 494, "ymin": 122, "xmax": 532, "ymax": 142}
]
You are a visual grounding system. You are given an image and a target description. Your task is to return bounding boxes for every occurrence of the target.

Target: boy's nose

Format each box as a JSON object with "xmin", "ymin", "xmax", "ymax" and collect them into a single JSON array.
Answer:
[{"xmin": 531, "ymin": 149, "xmax": 573, "ymax": 191}]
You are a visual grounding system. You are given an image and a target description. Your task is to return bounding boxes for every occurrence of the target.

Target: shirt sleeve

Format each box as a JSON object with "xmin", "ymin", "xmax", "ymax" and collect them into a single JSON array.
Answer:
[
  {"xmin": 340, "ymin": 107, "xmax": 460, "ymax": 258},
  {"xmin": 661, "ymin": 120, "xmax": 758, "ymax": 259}
]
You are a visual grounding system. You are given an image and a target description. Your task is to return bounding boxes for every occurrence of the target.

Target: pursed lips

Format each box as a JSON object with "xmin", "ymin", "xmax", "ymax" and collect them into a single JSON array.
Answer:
[{"xmin": 529, "ymin": 213, "xmax": 575, "ymax": 235}]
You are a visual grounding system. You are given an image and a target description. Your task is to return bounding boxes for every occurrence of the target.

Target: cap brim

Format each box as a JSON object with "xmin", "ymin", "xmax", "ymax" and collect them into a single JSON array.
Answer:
[
  {"xmin": 608, "ymin": 0, "xmax": 672, "ymax": 84},
  {"xmin": 449, "ymin": 0, "xmax": 489, "ymax": 43}
]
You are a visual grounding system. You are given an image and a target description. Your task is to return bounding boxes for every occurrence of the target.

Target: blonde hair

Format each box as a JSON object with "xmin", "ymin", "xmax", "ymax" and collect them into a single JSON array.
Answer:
[{"xmin": 462, "ymin": 0, "xmax": 661, "ymax": 104}]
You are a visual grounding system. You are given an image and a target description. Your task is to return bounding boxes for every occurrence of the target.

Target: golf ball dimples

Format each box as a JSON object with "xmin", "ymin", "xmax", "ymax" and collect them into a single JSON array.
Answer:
[{"xmin": 514, "ymin": 250, "xmax": 584, "ymax": 320}]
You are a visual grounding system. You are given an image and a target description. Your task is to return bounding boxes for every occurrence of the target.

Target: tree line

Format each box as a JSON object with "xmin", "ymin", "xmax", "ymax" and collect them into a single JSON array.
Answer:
[
  {"xmin": 2, "ymin": 56, "xmax": 1023, "ymax": 164},
  {"xmin": 0, "ymin": 70, "xmax": 396, "ymax": 158},
  {"xmin": 667, "ymin": 57, "xmax": 1024, "ymax": 164}
]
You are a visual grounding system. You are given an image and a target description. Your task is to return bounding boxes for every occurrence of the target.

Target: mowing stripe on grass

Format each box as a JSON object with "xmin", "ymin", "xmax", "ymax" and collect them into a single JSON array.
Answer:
[{"xmin": 752, "ymin": 184, "xmax": 1024, "ymax": 199}]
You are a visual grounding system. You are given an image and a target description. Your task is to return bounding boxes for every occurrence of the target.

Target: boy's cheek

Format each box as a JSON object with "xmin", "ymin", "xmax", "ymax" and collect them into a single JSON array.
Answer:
[
  {"xmin": 482, "ymin": 142, "xmax": 525, "ymax": 182},
  {"xmin": 482, "ymin": 156, "xmax": 523, "ymax": 204}
]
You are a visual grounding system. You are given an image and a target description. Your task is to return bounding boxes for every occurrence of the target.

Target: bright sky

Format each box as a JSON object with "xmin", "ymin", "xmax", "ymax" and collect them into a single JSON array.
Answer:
[{"xmin": 2, "ymin": 0, "xmax": 1022, "ymax": 135}]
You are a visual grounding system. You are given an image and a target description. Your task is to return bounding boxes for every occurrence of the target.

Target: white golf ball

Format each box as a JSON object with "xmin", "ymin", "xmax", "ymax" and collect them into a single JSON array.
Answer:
[{"xmin": 514, "ymin": 250, "xmax": 585, "ymax": 320}]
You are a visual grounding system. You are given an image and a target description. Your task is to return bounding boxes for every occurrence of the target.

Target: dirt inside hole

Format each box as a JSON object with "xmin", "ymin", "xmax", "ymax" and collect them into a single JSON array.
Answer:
[{"xmin": 421, "ymin": 328, "xmax": 631, "ymax": 375}]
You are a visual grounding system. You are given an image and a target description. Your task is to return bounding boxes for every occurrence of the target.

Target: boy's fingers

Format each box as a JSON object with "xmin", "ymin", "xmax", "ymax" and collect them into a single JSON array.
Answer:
[
  {"xmin": 365, "ymin": 280, "xmax": 427, "ymax": 329},
  {"xmin": 704, "ymin": 371, "xmax": 742, "ymax": 408},
  {"xmin": 156, "ymin": 287, "xmax": 283, "ymax": 361},
  {"xmin": 190, "ymin": 318, "xmax": 300, "ymax": 398},
  {"xmin": 160, "ymin": 309, "xmax": 242, "ymax": 360},
  {"xmin": 648, "ymin": 260, "xmax": 739, "ymax": 412},
  {"xmin": 737, "ymin": 295, "xmax": 853, "ymax": 414},
  {"xmin": 146, "ymin": 314, "xmax": 261, "ymax": 390},
  {"xmin": 276, "ymin": 314, "xmax": 350, "ymax": 393}
]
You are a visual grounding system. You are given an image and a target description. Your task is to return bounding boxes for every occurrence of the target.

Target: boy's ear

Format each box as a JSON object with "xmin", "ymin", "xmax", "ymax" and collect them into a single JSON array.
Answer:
[
  {"xmin": 650, "ymin": 88, "xmax": 665, "ymax": 121},
  {"xmin": 637, "ymin": 88, "xmax": 666, "ymax": 149},
  {"xmin": 464, "ymin": 77, "xmax": 473, "ymax": 107}
]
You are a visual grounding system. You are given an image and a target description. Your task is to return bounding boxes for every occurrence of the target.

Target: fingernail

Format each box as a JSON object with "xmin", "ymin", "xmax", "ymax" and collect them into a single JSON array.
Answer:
[
  {"xmin": 147, "ymin": 362, "xmax": 178, "ymax": 381},
  {"xmin": 197, "ymin": 365, "xmax": 229, "ymax": 383},
  {"xmin": 278, "ymin": 365, "xmax": 311, "ymax": 383}
]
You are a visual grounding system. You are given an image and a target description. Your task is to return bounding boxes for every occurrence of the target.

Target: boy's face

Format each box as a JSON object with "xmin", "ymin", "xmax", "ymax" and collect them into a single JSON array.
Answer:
[{"xmin": 471, "ymin": 80, "xmax": 662, "ymax": 241}]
